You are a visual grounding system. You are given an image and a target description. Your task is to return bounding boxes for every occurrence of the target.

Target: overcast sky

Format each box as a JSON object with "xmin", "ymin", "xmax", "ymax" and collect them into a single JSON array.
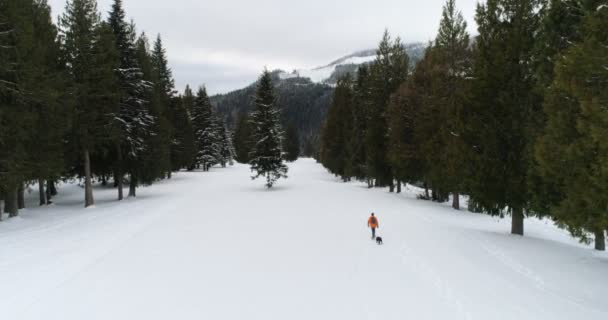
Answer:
[{"xmin": 47, "ymin": 0, "xmax": 480, "ymax": 95}]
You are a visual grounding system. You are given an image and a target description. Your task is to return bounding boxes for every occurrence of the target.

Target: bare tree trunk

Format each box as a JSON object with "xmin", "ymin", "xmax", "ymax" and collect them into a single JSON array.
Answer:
[
  {"xmin": 167, "ymin": 171, "xmax": 172, "ymax": 179},
  {"xmin": 116, "ymin": 144, "xmax": 123, "ymax": 201},
  {"xmin": 397, "ymin": 181, "xmax": 402, "ymax": 193},
  {"xmin": 84, "ymin": 149, "xmax": 94, "ymax": 208},
  {"xmin": 7, "ymin": 187, "xmax": 18, "ymax": 217},
  {"xmin": 389, "ymin": 180, "xmax": 395, "ymax": 193},
  {"xmin": 452, "ymin": 192, "xmax": 460, "ymax": 210},
  {"xmin": 0, "ymin": 193, "xmax": 4, "ymax": 221},
  {"xmin": 49, "ymin": 179, "xmax": 57, "ymax": 196},
  {"xmin": 594, "ymin": 230, "xmax": 605, "ymax": 251},
  {"xmin": 511, "ymin": 207, "xmax": 524, "ymax": 236},
  {"xmin": 424, "ymin": 182, "xmax": 430, "ymax": 200},
  {"xmin": 128, "ymin": 173, "xmax": 137, "ymax": 197},
  {"xmin": 17, "ymin": 183, "xmax": 25, "ymax": 209},
  {"xmin": 101, "ymin": 175, "xmax": 107, "ymax": 186},
  {"xmin": 38, "ymin": 178, "xmax": 46, "ymax": 206},
  {"xmin": 45, "ymin": 179, "xmax": 53, "ymax": 204}
]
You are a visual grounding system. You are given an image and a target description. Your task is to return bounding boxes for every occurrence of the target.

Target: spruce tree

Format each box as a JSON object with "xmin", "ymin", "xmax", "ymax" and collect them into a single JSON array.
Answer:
[
  {"xmin": 108, "ymin": 0, "xmax": 153, "ymax": 199},
  {"xmin": 191, "ymin": 87, "xmax": 220, "ymax": 171},
  {"xmin": 534, "ymin": 3, "xmax": 608, "ymax": 250},
  {"xmin": 320, "ymin": 74, "xmax": 354, "ymax": 179},
  {"xmin": 249, "ymin": 70, "xmax": 288, "ymax": 188},
  {"xmin": 366, "ymin": 30, "xmax": 409, "ymax": 191},
  {"xmin": 347, "ymin": 65, "xmax": 371, "ymax": 183},
  {"xmin": 60, "ymin": 0, "xmax": 114, "ymax": 207},
  {"xmin": 135, "ymin": 32, "xmax": 172, "ymax": 182},
  {"xmin": 466, "ymin": 0, "xmax": 542, "ymax": 235},
  {"xmin": 217, "ymin": 122, "xmax": 236, "ymax": 167},
  {"xmin": 433, "ymin": 0, "xmax": 471, "ymax": 209},
  {"xmin": 150, "ymin": 34, "xmax": 175, "ymax": 178}
]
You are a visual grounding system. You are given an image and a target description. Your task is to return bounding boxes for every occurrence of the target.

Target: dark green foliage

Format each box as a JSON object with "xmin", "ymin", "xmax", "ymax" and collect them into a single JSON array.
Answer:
[
  {"xmin": 320, "ymin": 75, "xmax": 354, "ymax": 179},
  {"xmin": 465, "ymin": 0, "xmax": 543, "ymax": 234},
  {"xmin": 191, "ymin": 87, "xmax": 221, "ymax": 171},
  {"xmin": 0, "ymin": 0, "xmax": 68, "ymax": 211},
  {"xmin": 283, "ymin": 124, "xmax": 300, "ymax": 162},
  {"xmin": 365, "ymin": 30, "xmax": 409, "ymax": 190},
  {"xmin": 347, "ymin": 65, "xmax": 371, "ymax": 181},
  {"xmin": 233, "ymin": 112, "xmax": 253, "ymax": 163},
  {"xmin": 169, "ymin": 94, "xmax": 196, "ymax": 172},
  {"xmin": 134, "ymin": 32, "xmax": 172, "ymax": 183},
  {"xmin": 217, "ymin": 123, "xmax": 235, "ymax": 167},
  {"xmin": 108, "ymin": 0, "xmax": 155, "ymax": 198},
  {"xmin": 213, "ymin": 72, "xmax": 332, "ymax": 153},
  {"xmin": 61, "ymin": 0, "xmax": 118, "ymax": 207},
  {"xmin": 150, "ymin": 34, "xmax": 176, "ymax": 177},
  {"xmin": 249, "ymin": 70, "xmax": 288, "ymax": 188},
  {"xmin": 534, "ymin": 2, "xmax": 608, "ymax": 250}
]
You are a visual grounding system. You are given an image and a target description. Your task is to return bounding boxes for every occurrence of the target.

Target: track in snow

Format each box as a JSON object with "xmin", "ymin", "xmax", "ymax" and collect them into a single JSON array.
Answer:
[{"xmin": 1, "ymin": 159, "xmax": 607, "ymax": 320}]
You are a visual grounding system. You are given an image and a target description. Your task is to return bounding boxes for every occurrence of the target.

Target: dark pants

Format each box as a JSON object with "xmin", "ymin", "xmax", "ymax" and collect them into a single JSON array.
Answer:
[{"xmin": 371, "ymin": 227, "xmax": 376, "ymax": 239}]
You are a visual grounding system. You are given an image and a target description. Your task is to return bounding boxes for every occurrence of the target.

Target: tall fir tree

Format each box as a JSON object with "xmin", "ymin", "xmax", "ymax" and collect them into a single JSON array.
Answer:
[
  {"xmin": 320, "ymin": 74, "xmax": 354, "ymax": 180},
  {"xmin": 134, "ymin": 32, "xmax": 172, "ymax": 184},
  {"xmin": 191, "ymin": 87, "xmax": 220, "ymax": 171},
  {"xmin": 432, "ymin": 0, "xmax": 471, "ymax": 208},
  {"xmin": 347, "ymin": 65, "xmax": 371, "ymax": 184},
  {"xmin": 249, "ymin": 70, "xmax": 288, "ymax": 188},
  {"xmin": 108, "ymin": 0, "xmax": 154, "ymax": 199},
  {"xmin": 150, "ymin": 34, "xmax": 175, "ymax": 178},
  {"xmin": 365, "ymin": 30, "xmax": 409, "ymax": 191},
  {"xmin": 534, "ymin": 2, "xmax": 608, "ymax": 250},
  {"xmin": 217, "ymin": 122, "xmax": 236, "ymax": 167},
  {"xmin": 60, "ymin": 0, "xmax": 116, "ymax": 207},
  {"xmin": 465, "ymin": 0, "xmax": 543, "ymax": 235}
]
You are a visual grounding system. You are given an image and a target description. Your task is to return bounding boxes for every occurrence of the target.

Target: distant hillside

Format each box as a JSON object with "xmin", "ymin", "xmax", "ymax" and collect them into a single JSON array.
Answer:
[
  {"xmin": 279, "ymin": 42, "xmax": 426, "ymax": 85},
  {"xmin": 211, "ymin": 42, "xmax": 428, "ymax": 153},
  {"xmin": 211, "ymin": 72, "xmax": 333, "ymax": 153}
]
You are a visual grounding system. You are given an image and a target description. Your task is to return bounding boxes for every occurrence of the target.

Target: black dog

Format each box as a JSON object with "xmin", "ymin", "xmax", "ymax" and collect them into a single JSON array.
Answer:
[{"xmin": 375, "ymin": 236, "xmax": 383, "ymax": 245}]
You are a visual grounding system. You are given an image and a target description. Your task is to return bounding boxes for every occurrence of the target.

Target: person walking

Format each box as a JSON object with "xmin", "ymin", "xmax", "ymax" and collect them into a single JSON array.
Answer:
[{"xmin": 367, "ymin": 213, "xmax": 379, "ymax": 240}]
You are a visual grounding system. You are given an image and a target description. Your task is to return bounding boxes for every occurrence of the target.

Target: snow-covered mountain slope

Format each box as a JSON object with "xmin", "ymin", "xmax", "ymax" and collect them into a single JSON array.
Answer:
[
  {"xmin": 2, "ymin": 159, "xmax": 607, "ymax": 320},
  {"xmin": 280, "ymin": 42, "xmax": 426, "ymax": 84}
]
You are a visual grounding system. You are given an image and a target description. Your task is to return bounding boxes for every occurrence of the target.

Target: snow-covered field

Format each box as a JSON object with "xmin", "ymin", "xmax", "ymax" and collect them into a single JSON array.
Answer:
[{"xmin": 1, "ymin": 159, "xmax": 607, "ymax": 320}]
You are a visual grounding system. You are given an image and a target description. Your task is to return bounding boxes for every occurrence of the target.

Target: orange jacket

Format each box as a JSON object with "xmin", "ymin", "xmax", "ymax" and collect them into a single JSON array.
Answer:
[{"xmin": 368, "ymin": 216, "xmax": 379, "ymax": 228}]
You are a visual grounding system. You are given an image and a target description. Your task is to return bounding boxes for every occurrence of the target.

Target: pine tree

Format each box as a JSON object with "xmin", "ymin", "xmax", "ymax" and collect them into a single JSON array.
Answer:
[
  {"xmin": 347, "ymin": 65, "xmax": 371, "ymax": 183},
  {"xmin": 534, "ymin": 2, "xmax": 608, "ymax": 250},
  {"xmin": 0, "ymin": 0, "xmax": 33, "ymax": 216},
  {"xmin": 366, "ymin": 30, "xmax": 409, "ymax": 191},
  {"xmin": 320, "ymin": 74, "xmax": 353, "ymax": 179},
  {"xmin": 466, "ymin": 0, "xmax": 543, "ymax": 235},
  {"xmin": 134, "ymin": 32, "xmax": 172, "ymax": 184},
  {"xmin": 191, "ymin": 87, "xmax": 221, "ymax": 171},
  {"xmin": 108, "ymin": 0, "xmax": 153, "ymax": 199},
  {"xmin": 233, "ymin": 112, "xmax": 253, "ymax": 163},
  {"xmin": 432, "ymin": 0, "xmax": 471, "ymax": 208},
  {"xmin": 150, "ymin": 34, "xmax": 175, "ymax": 178},
  {"xmin": 217, "ymin": 122, "xmax": 236, "ymax": 167},
  {"xmin": 60, "ymin": 0, "xmax": 116, "ymax": 207},
  {"xmin": 249, "ymin": 70, "xmax": 288, "ymax": 188},
  {"xmin": 27, "ymin": 0, "xmax": 68, "ymax": 206}
]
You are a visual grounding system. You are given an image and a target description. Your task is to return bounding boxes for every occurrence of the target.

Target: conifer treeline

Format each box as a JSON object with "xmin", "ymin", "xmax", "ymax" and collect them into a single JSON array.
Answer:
[
  {"xmin": 0, "ymin": 0, "xmax": 234, "ymax": 218},
  {"xmin": 319, "ymin": 0, "xmax": 608, "ymax": 250}
]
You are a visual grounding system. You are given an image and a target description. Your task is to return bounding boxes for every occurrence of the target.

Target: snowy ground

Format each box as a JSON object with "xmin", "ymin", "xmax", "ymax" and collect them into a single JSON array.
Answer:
[{"xmin": 1, "ymin": 159, "xmax": 607, "ymax": 320}]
